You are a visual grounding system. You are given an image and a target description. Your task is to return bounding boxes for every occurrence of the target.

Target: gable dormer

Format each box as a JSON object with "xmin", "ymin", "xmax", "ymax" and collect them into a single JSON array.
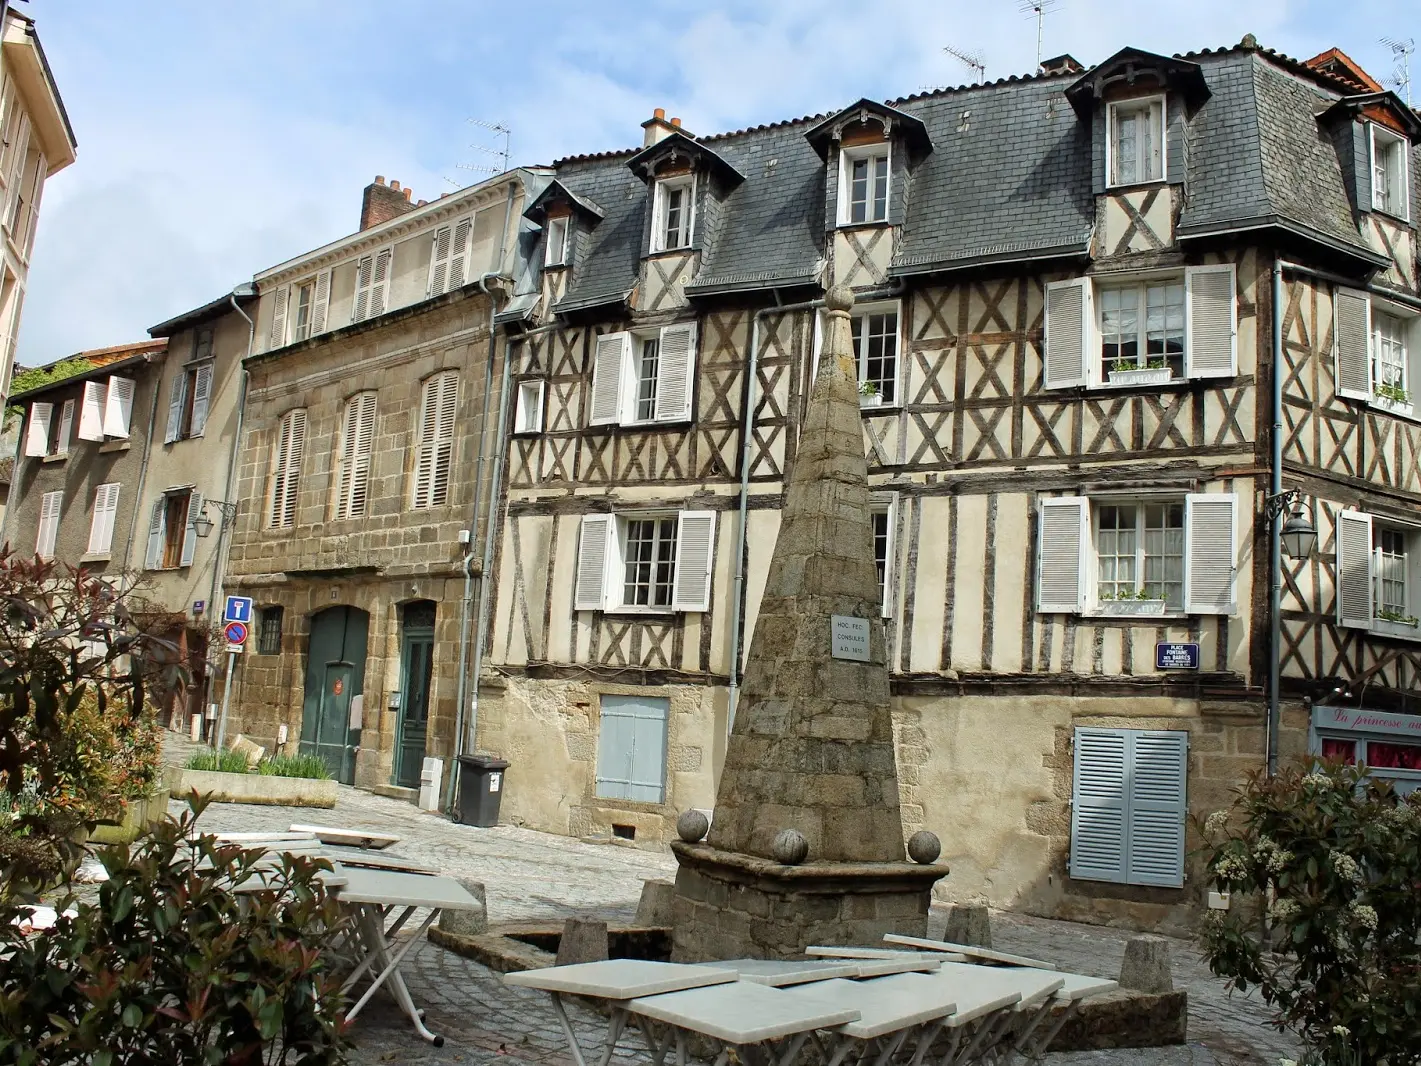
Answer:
[{"xmin": 524, "ymin": 179, "xmax": 605, "ymax": 310}]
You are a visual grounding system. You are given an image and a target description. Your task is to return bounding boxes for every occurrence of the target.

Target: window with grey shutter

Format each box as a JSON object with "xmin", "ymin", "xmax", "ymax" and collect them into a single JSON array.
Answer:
[
  {"xmin": 1336, "ymin": 509, "xmax": 1374, "ymax": 628},
  {"xmin": 24, "ymin": 401, "xmax": 51, "ymax": 457},
  {"xmin": 1036, "ymin": 497, "xmax": 1089, "ymax": 612},
  {"xmin": 589, "ymin": 332, "xmax": 629, "ymax": 426},
  {"xmin": 1043, "ymin": 278, "xmax": 1089, "ymax": 389},
  {"xmin": 1184, "ymin": 493, "xmax": 1237, "ymax": 614},
  {"xmin": 1184, "ymin": 264, "xmax": 1236, "ymax": 378},
  {"xmin": 595, "ymin": 695, "xmax": 669, "ymax": 803},
  {"xmin": 179, "ymin": 492, "xmax": 202, "ymax": 567},
  {"xmin": 574, "ymin": 514, "xmax": 614, "ymax": 611},
  {"xmin": 1335, "ymin": 289, "xmax": 1372, "ymax": 401},
  {"xmin": 653, "ymin": 323, "xmax": 697, "ymax": 422},
  {"xmin": 671, "ymin": 510, "xmax": 716, "ymax": 612},
  {"xmin": 144, "ymin": 499, "xmax": 165, "ymax": 570}
]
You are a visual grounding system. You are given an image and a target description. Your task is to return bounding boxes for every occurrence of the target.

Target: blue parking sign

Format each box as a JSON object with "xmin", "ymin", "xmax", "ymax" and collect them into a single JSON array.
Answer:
[{"xmin": 224, "ymin": 596, "xmax": 253, "ymax": 624}]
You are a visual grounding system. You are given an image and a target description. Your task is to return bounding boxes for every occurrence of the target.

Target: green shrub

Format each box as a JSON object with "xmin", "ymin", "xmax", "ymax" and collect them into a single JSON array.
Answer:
[
  {"xmin": 186, "ymin": 749, "xmax": 253, "ymax": 774},
  {"xmin": 1198, "ymin": 760, "xmax": 1421, "ymax": 1065},
  {"xmin": 257, "ymin": 754, "xmax": 332, "ymax": 780},
  {"xmin": 0, "ymin": 798, "xmax": 353, "ymax": 1063}
]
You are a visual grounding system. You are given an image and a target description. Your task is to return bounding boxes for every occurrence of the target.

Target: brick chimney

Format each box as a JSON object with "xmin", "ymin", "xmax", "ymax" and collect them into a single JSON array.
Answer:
[
  {"xmin": 360, "ymin": 175, "xmax": 417, "ymax": 231},
  {"xmin": 641, "ymin": 107, "xmax": 692, "ymax": 147}
]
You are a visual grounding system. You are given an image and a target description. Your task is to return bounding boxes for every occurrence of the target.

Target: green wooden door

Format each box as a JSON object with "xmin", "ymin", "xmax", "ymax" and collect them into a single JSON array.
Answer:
[{"xmin": 300, "ymin": 606, "xmax": 368, "ymax": 784}]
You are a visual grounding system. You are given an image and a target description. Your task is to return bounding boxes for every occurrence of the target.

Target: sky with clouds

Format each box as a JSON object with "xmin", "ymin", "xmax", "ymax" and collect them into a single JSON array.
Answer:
[{"xmin": 12, "ymin": 0, "xmax": 1420, "ymax": 366}]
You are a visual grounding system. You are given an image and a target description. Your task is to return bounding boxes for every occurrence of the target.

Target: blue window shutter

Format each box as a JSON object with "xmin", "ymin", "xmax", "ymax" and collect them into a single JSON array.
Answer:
[
  {"xmin": 595, "ymin": 695, "xmax": 668, "ymax": 803},
  {"xmin": 1070, "ymin": 728, "xmax": 1127, "ymax": 883},
  {"xmin": 1126, "ymin": 731, "xmax": 1188, "ymax": 888}
]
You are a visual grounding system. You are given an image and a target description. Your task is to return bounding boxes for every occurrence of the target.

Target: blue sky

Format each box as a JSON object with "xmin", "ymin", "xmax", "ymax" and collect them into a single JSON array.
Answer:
[{"xmin": 13, "ymin": 0, "xmax": 1420, "ymax": 365}]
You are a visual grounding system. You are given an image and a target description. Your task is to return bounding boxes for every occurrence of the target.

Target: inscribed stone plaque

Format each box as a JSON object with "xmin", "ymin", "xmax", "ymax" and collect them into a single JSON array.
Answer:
[{"xmin": 830, "ymin": 615, "xmax": 870, "ymax": 661}]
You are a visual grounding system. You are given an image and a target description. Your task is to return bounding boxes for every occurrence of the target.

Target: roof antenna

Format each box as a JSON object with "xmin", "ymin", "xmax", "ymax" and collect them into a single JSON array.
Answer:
[
  {"xmin": 1381, "ymin": 36, "xmax": 1415, "ymax": 106},
  {"xmin": 943, "ymin": 44, "xmax": 986, "ymax": 84},
  {"xmin": 1019, "ymin": 0, "xmax": 1061, "ymax": 73},
  {"xmin": 445, "ymin": 118, "xmax": 512, "ymax": 188}
]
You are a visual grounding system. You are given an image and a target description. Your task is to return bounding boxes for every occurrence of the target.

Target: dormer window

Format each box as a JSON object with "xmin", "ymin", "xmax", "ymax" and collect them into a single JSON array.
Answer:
[
  {"xmin": 840, "ymin": 144, "xmax": 889, "ymax": 225},
  {"xmin": 1107, "ymin": 97, "xmax": 1165, "ymax": 186},
  {"xmin": 651, "ymin": 175, "xmax": 695, "ymax": 252},
  {"xmin": 1371, "ymin": 123, "xmax": 1410, "ymax": 220},
  {"xmin": 545, "ymin": 215, "xmax": 569, "ymax": 267}
]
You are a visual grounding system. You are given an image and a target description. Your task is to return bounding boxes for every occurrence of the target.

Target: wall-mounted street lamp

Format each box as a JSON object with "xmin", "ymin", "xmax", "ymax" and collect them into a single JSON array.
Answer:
[
  {"xmin": 192, "ymin": 499, "xmax": 238, "ymax": 539},
  {"xmin": 1265, "ymin": 487, "xmax": 1317, "ymax": 775}
]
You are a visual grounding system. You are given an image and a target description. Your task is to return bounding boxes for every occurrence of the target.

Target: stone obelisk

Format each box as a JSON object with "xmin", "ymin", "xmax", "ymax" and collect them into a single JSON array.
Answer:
[{"xmin": 670, "ymin": 287, "xmax": 947, "ymax": 961}]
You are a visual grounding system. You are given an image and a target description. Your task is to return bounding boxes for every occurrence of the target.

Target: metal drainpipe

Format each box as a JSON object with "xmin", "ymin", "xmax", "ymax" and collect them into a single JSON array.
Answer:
[
  {"xmin": 727, "ymin": 294, "xmax": 825, "ymax": 731},
  {"xmin": 1267, "ymin": 258, "xmax": 1283, "ymax": 776}
]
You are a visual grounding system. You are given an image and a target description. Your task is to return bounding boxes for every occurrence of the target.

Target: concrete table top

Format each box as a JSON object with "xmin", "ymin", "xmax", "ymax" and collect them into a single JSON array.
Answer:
[
  {"xmin": 335, "ymin": 868, "xmax": 481, "ymax": 911},
  {"xmin": 690, "ymin": 959, "xmax": 861, "ymax": 986},
  {"xmin": 1028, "ymin": 968, "xmax": 1117, "ymax": 1001},
  {"xmin": 850, "ymin": 957, "xmax": 942, "ymax": 978},
  {"xmin": 807, "ymin": 945, "xmax": 963, "ymax": 964},
  {"xmin": 780, "ymin": 974, "xmax": 958, "ymax": 1040},
  {"xmin": 504, "ymin": 960, "xmax": 738, "ymax": 1000},
  {"xmin": 918, "ymin": 963, "xmax": 1063, "ymax": 1025},
  {"xmin": 291, "ymin": 823, "xmax": 400, "ymax": 850},
  {"xmin": 320, "ymin": 846, "xmax": 438, "ymax": 874},
  {"xmin": 883, "ymin": 934, "xmax": 1054, "ymax": 970},
  {"xmin": 628, "ymin": 981, "xmax": 860, "ymax": 1045}
]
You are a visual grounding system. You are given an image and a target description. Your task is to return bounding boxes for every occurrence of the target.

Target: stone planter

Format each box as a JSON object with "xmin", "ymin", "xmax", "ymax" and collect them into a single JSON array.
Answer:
[
  {"xmin": 859, "ymin": 392, "xmax": 883, "ymax": 409},
  {"xmin": 164, "ymin": 766, "xmax": 338, "ymax": 808},
  {"xmin": 90, "ymin": 787, "xmax": 170, "ymax": 845},
  {"xmin": 1108, "ymin": 367, "xmax": 1172, "ymax": 387},
  {"xmin": 1098, "ymin": 599, "xmax": 1167, "ymax": 618}
]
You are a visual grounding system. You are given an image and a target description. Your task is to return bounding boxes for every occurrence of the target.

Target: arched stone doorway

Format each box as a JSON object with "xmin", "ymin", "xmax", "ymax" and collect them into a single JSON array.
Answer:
[
  {"xmin": 301, "ymin": 605, "xmax": 369, "ymax": 784},
  {"xmin": 395, "ymin": 600, "xmax": 436, "ymax": 789}
]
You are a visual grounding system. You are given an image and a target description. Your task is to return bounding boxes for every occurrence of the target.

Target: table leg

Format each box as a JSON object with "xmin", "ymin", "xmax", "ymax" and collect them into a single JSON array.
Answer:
[
  {"xmin": 346, "ymin": 907, "xmax": 443, "ymax": 1045},
  {"xmin": 909, "ymin": 1018, "xmax": 949, "ymax": 1066},
  {"xmin": 870, "ymin": 1029, "xmax": 909, "ymax": 1066},
  {"xmin": 549, "ymin": 992, "xmax": 590, "ymax": 1066},
  {"xmin": 1017, "ymin": 1000, "xmax": 1078, "ymax": 1064}
]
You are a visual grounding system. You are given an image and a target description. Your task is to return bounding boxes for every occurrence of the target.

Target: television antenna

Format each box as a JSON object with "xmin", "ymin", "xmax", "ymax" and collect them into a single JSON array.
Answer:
[
  {"xmin": 1020, "ymin": 0, "xmax": 1060, "ymax": 73},
  {"xmin": 943, "ymin": 44, "xmax": 986, "ymax": 83},
  {"xmin": 445, "ymin": 118, "xmax": 512, "ymax": 188},
  {"xmin": 1381, "ymin": 36, "xmax": 1415, "ymax": 105}
]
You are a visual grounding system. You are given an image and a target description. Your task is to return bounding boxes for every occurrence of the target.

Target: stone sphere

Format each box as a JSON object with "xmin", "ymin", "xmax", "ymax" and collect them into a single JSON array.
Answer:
[
  {"xmin": 676, "ymin": 809, "xmax": 709, "ymax": 843},
  {"xmin": 824, "ymin": 285, "xmax": 855, "ymax": 314},
  {"xmin": 772, "ymin": 828, "xmax": 810, "ymax": 865},
  {"xmin": 907, "ymin": 830, "xmax": 942, "ymax": 865}
]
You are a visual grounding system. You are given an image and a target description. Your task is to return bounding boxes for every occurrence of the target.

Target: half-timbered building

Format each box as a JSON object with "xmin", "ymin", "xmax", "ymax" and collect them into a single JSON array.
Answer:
[{"xmin": 478, "ymin": 43, "xmax": 1420, "ymax": 930}]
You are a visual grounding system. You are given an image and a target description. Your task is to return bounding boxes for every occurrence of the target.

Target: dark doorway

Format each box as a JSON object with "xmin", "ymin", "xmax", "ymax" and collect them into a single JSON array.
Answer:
[
  {"xmin": 395, "ymin": 601, "xmax": 436, "ymax": 789},
  {"xmin": 301, "ymin": 606, "xmax": 369, "ymax": 783}
]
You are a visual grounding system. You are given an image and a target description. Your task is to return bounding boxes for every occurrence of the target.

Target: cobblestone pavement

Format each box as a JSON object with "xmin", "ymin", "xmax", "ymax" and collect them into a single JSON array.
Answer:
[{"xmin": 164, "ymin": 738, "xmax": 1295, "ymax": 1066}]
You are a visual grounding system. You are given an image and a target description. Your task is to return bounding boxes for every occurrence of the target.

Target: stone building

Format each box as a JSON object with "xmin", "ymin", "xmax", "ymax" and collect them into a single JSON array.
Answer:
[
  {"xmin": 476, "ymin": 43, "xmax": 1421, "ymax": 931},
  {"xmin": 221, "ymin": 170, "xmax": 547, "ymax": 792}
]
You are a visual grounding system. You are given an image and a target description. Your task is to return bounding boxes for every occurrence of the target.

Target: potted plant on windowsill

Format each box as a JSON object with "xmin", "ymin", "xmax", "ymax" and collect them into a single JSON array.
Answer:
[
  {"xmin": 859, "ymin": 380, "xmax": 883, "ymax": 408},
  {"xmin": 1107, "ymin": 356, "xmax": 1173, "ymax": 388},
  {"xmin": 1373, "ymin": 381, "xmax": 1412, "ymax": 416},
  {"xmin": 1373, "ymin": 607, "xmax": 1421, "ymax": 638},
  {"xmin": 1097, "ymin": 588, "xmax": 1168, "ymax": 617}
]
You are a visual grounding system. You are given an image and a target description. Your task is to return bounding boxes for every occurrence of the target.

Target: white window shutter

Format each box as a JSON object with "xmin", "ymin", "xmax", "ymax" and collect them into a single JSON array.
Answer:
[
  {"xmin": 575, "ymin": 514, "xmax": 615, "ymax": 611},
  {"xmin": 672, "ymin": 510, "xmax": 716, "ymax": 612},
  {"xmin": 1369, "ymin": 125, "xmax": 1383, "ymax": 211},
  {"xmin": 880, "ymin": 495, "xmax": 898, "ymax": 619},
  {"xmin": 310, "ymin": 270, "xmax": 332, "ymax": 335},
  {"xmin": 78, "ymin": 381, "xmax": 104, "ymax": 441},
  {"xmin": 189, "ymin": 363, "xmax": 214, "ymax": 436},
  {"xmin": 35, "ymin": 490, "xmax": 61, "ymax": 560},
  {"xmin": 336, "ymin": 396, "xmax": 358, "ymax": 519},
  {"xmin": 269, "ymin": 285, "xmax": 290, "ymax": 349},
  {"xmin": 269, "ymin": 410, "xmax": 306, "ymax": 529},
  {"xmin": 102, "ymin": 377, "xmax": 134, "ymax": 438},
  {"xmin": 144, "ymin": 498, "xmax": 166, "ymax": 569},
  {"xmin": 590, "ymin": 332, "xmax": 629, "ymax": 426},
  {"xmin": 352, "ymin": 255, "xmax": 374, "ymax": 322},
  {"xmin": 1335, "ymin": 289, "xmax": 1372, "ymax": 401},
  {"xmin": 1126, "ymin": 731, "xmax": 1188, "ymax": 888},
  {"xmin": 369, "ymin": 247, "xmax": 393, "ymax": 317},
  {"xmin": 164, "ymin": 370, "xmax": 187, "ymax": 443},
  {"xmin": 1184, "ymin": 493, "xmax": 1237, "ymax": 614},
  {"xmin": 1185, "ymin": 264, "xmax": 1236, "ymax": 378},
  {"xmin": 1336, "ymin": 509, "xmax": 1374, "ymax": 628},
  {"xmin": 433, "ymin": 373, "xmax": 458, "ymax": 507},
  {"xmin": 654, "ymin": 323, "xmax": 697, "ymax": 422},
  {"xmin": 352, "ymin": 391, "xmax": 376, "ymax": 516},
  {"xmin": 428, "ymin": 225, "xmax": 452, "ymax": 297},
  {"xmin": 87, "ymin": 483, "xmax": 120, "ymax": 554},
  {"xmin": 448, "ymin": 217, "xmax": 474, "ymax": 290},
  {"xmin": 413, "ymin": 377, "xmax": 438, "ymax": 509},
  {"xmin": 1037, "ymin": 496, "xmax": 1089, "ymax": 613},
  {"xmin": 180, "ymin": 492, "xmax": 202, "ymax": 567},
  {"xmin": 1070, "ymin": 727, "xmax": 1128, "ymax": 884},
  {"xmin": 24, "ymin": 401, "xmax": 50, "ymax": 456},
  {"xmin": 56, "ymin": 399, "xmax": 74, "ymax": 454},
  {"xmin": 1043, "ymin": 278, "xmax": 1090, "ymax": 389}
]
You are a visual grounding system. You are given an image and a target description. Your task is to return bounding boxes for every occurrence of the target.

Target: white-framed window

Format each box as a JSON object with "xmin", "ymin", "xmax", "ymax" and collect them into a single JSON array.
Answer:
[
  {"xmin": 871, "ymin": 495, "xmax": 897, "ymax": 618},
  {"xmin": 514, "ymin": 379, "xmax": 545, "ymax": 435},
  {"xmin": 24, "ymin": 397, "xmax": 75, "ymax": 459},
  {"xmin": 69, "ymin": 377, "xmax": 134, "ymax": 442},
  {"xmin": 86, "ymin": 483, "xmax": 121, "ymax": 556},
  {"xmin": 1335, "ymin": 291, "xmax": 1421, "ymax": 416},
  {"xmin": 164, "ymin": 359, "xmax": 214, "ymax": 443},
  {"xmin": 1336, "ymin": 510, "xmax": 1421, "ymax": 636},
  {"xmin": 1043, "ymin": 266, "xmax": 1236, "ymax": 389},
  {"xmin": 1107, "ymin": 96, "xmax": 1165, "ymax": 186},
  {"xmin": 1036, "ymin": 493, "xmax": 1237, "ymax": 616},
  {"xmin": 291, "ymin": 280, "xmax": 314, "ymax": 342},
  {"xmin": 266, "ymin": 409, "xmax": 306, "ymax": 530},
  {"xmin": 333, "ymin": 391, "xmax": 377, "ymax": 521},
  {"xmin": 839, "ymin": 143, "xmax": 890, "ymax": 225},
  {"xmin": 35, "ymin": 489, "xmax": 61, "ymax": 560},
  {"xmin": 544, "ymin": 215, "xmax": 569, "ymax": 267},
  {"xmin": 853, "ymin": 304, "xmax": 900, "ymax": 406},
  {"xmin": 144, "ymin": 488, "xmax": 200, "ymax": 571},
  {"xmin": 1374, "ymin": 310, "xmax": 1408, "ymax": 405},
  {"xmin": 412, "ymin": 371, "xmax": 458, "ymax": 510},
  {"xmin": 269, "ymin": 272, "xmax": 330, "ymax": 348},
  {"xmin": 595, "ymin": 694, "xmax": 669, "ymax": 803},
  {"xmin": 427, "ymin": 218, "xmax": 473, "ymax": 298},
  {"xmin": 1070, "ymin": 727, "xmax": 1187, "ymax": 888},
  {"xmin": 352, "ymin": 246, "xmax": 394, "ymax": 322},
  {"xmin": 1370, "ymin": 123, "xmax": 1410, "ymax": 220},
  {"xmin": 588, "ymin": 323, "xmax": 697, "ymax": 427},
  {"xmin": 574, "ymin": 510, "xmax": 716, "ymax": 614},
  {"xmin": 651, "ymin": 175, "xmax": 695, "ymax": 252}
]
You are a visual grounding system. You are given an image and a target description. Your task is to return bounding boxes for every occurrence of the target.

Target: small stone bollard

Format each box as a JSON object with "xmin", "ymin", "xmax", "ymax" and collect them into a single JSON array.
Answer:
[
  {"xmin": 635, "ymin": 879, "xmax": 676, "ymax": 926},
  {"xmin": 556, "ymin": 917, "xmax": 609, "ymax": 966},
  {"xmin": 943, "ymin": 903, "xmax": 992, "ymax": 948},
  {"xmin": 1118, "ymin": 935, "xmax": 1174, "ymax": 994},
  {"xmin": 437, "ymin": 878, "xmax": 488, "ymax": 936}
]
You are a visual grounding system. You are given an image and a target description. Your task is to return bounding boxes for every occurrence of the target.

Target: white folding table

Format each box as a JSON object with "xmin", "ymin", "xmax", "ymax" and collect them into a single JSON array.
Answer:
[
  {"xmin": 911, "ymin": 964, "xmax": 1064, "ymax": 1066},
  {"xmin": 289, "ymin": 823, "xmax": 401, "ymax": 850},
  {"xmin": 999, "ymin": 969, "xmax": 1117, "ymax": 1064},
  {"xmin": 883, "ymin": 934, "xmax": 1054, "ymax": 970},
  {"xmin": 780, "ymin": 973, "xmax": 958, "ymax": 1066}
]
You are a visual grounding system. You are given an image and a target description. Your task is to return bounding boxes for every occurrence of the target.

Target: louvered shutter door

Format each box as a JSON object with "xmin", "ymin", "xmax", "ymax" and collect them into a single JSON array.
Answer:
[
  {"xmin": 281, "ymin": 412, "xmax": 305, "ymax": 528},
  {"xmin": 189, "ymin": 363, "xmax": 213, "ymax": 436},
  {"xmin": 412, "ymin": 377, "xmax": 438, "ymax": 508},
  {"xmin": 1043, "ymin": 278, "xmax": 1089, "ymax": 389},
  {"xmin": 626, "ymin": 698, "xmax": 669, "ymax": 802},
  {"xmin": 88, "ymin": 483, "xmax": 120, "ymax": 554},
  {"xmin": 428, "ymin": 226, "xmax": 452, "ymax": 297},
  {"xmin": 654, "ymin": 323, "xmax": 697, "ymax": 422},
  {"xmin": 352, "ymin": 392, "xmax": 376, "ymax": 516},
  {"xmin": 180, "ymin": 492, "xmax": 202, "ymax": 567},
  {"xmin": 310, "ymin": 270, "xmax": 332, "ymax": 335},
  {"xmin": 369, "ymin": 247, "xmax": 393, "ymax": 317},
  {"xmin": 448, "ymin": 218, "xmax": 473, "ymax": 290},
  {"xmin": 1335, "ymin": 289, "xmax": 1372, "ymax": 401},
  {"xmin": 1037, "ymin": 497, "xmax": 1089, "ymax": 613},
  {"xmin": 432, "ymin": 373, "xmax": 458, "ymax": 506},
  {"xmin": 56, "ymin": 400, "xmax": 74, "ymax": 454},
  {"xmin": 1185, "ymin": 264, "xmax": 1236, "ymax": 378},
  {"xmin": 103, "ymin": 377, "xmax": 134, "ymax": 438},
  {"xmin": 24, "ymin": 402, "xmax": 50, "ymax": 456},
  {"xmin": 595, "ymin": 701, "xmax": 633, "ymax": 799},
  {"xmin": 575, "ymin": 514, "xmax": 615, "ymax": 611},
  {"xmin": 1184, "ymin": 493, "xmax": 1237, "ymax": 614},
  {"xmin": 335, "ymin": 397, "xmax": 359, "ymax": 520},
  {"xmin": 268, "ymin": 418, "xmax": 290, "ymax": 528},
  {"xmin": 78, "ymin": 381, "xmax": 104, "ymax": 441},
  {"xmin": 164, "ymin": 371, "xmax": 187, "ymax": 443},
  {"xmin": 589, "ymin": 332, "xmax": 628, "ymax": 426},
  {"xmin": 352, "ymin": 255, "xmax": 374, "ymax": 322},
  {"xmin": 672, "ymin": 510, "xmax": 716, "ymax": 612},
  {"xmin": 1070, "ymin": 728, "xmax": 1128, "ymax": 883},
  {"xmin": 269, "ymin": 285, "xmax": 290, "ymax": 349},
  {"xmin": 144, "ymin": 499, "xmax": 166, "ymax": 569},
  {"xmin": 1126, "ymin": 731, "xmax": 1188, "ymax": 888},
  {"xmin": 1336, "ymin": 509, "xmax": 1374, "ymax": 628},
  {"xmin": 36, "ymin": 490, "xmax": 61, "ymax": 559}
]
